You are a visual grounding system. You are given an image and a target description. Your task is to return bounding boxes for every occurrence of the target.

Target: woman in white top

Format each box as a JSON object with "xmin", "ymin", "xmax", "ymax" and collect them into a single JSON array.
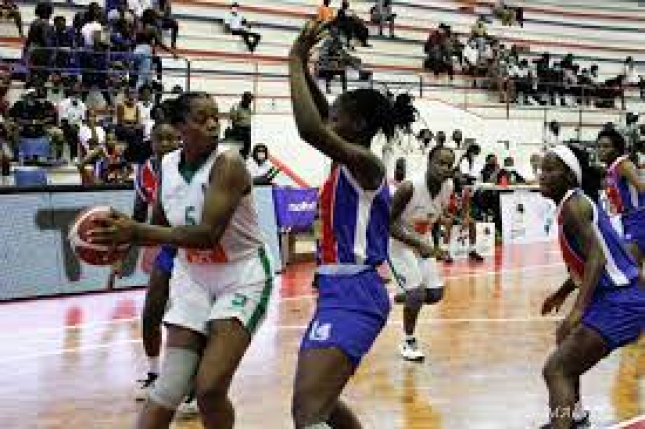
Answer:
[{"xmin": 88, "ymin": 92, "xmax": 273, "ymax": 429}]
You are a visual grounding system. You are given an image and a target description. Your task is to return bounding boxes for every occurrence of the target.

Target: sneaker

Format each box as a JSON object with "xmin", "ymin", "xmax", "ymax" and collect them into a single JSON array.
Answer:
[
  {"xmin": 442, "ymin": 254, "xmax": 454, "ymax": 264},
  {"xmin": 539, "ymin": 410, "xmax": 590, "ymax": 429},
  {"xmin": 468, "ymin": 251, "xmax": 484, "ymax": 262},
  {"xmin": 176, "ymin": 393, "xmax": 199, "ymax": 417},
  {"xmin": 399, "ymin": 338, "xmax": 425, "ymax": 362},
  {"xmin": 136, "ymin": 372, "xmax": 158, "ymax": 401}
]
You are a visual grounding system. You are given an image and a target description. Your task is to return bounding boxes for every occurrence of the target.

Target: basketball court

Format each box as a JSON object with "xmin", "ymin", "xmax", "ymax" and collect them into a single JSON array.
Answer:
[{"xmin": 0, "ymin": 242, "xmax": 642, "ymax": 428}]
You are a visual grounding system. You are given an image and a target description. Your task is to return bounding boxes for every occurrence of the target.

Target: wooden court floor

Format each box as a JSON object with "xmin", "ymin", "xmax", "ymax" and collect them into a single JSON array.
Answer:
[{"xmin": 0, "ymin": 243, "xmax": 642, "ymax": 429}]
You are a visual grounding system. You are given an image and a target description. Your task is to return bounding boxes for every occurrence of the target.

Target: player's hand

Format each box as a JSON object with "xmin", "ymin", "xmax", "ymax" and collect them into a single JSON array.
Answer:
[
  {"xmin": 290, "ymin": 19, "xmax": 330, "ymax": 59},
  {"xmin": 418, "ymin": 242, "xmax": 435, "ymax": 259},
  {"xmin": 88, "ymin": 209, "xmax": 137, "ymax": 246},
  {"xmin": 556, "ymin": 310, "xmax": 583, "ymax": 344},
  {"xmin": 541, "ymin": 291, "xmax": 567, "ymax": 316}
]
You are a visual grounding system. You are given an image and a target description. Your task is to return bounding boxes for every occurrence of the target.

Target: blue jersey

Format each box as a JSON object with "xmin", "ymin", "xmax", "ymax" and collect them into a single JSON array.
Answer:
[
  {"xmin": 318, "ymin": 165, "xmax": 390, "ymax": 268},
  {"xmin": 606, "ymin": 155, "xmax": 645, "ymax": 214},
  {"xmin": 557, "ymin": 189, "xmax": 640, "ymax": 289}
]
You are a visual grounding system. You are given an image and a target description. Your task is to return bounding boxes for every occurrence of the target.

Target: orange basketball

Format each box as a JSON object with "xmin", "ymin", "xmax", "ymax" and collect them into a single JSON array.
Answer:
[{"xmin": 68, "ymin": 206, "xmax": 129, "ymax": 266}]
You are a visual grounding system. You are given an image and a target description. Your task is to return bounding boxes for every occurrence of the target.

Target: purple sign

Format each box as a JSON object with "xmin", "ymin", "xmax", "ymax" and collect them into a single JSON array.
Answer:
[{"xmin": 272, "ymin": 187, "xmax": 318, "ymax": 231}]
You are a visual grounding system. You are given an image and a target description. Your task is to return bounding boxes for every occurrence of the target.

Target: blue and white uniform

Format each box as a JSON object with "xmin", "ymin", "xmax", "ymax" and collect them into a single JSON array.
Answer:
[
  {"xmin": 605, "ymin": 155, "xmax": 645, "ymax": 250},
  {"xmin": 301, "ymin": 165, "xmax": 391, "ymax": 366},
  {"xmin": 557, "ymin": 189, "xmax": 645, "ymax": 350},
  {"xmin": 135, "ymin": 158, "xmax": 177, "ymax": 274}
]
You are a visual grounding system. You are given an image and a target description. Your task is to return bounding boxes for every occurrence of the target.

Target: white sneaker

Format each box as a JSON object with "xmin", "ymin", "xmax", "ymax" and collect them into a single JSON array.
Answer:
[
  {"xmin": 135, "ymin": 372, "xmax": 158, "ymax": 401},
  {"xmin": 176, "ymin": 396, "xmax": 199, "ymax": 417},
  {"xmin": 399, "ymin": 338, "xmax": 425, "ymax": 362}
]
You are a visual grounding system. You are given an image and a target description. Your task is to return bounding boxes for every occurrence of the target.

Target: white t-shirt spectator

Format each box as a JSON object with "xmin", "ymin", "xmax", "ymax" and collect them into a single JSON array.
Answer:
[
  {"xmin": 128, "ymin": 0, "xmax": 153, "ymax": 17},
  {"xmin": 225, "ymin": 12, "xmax": 245, "ymax": 31},
  {"xmin": 624, "ymin": 64, "xmax": 639, "ymax": 85},
  {"xmin": 81, "ymin": 21, "xmax": 103, "ymax": 47},
  {"xmin": 79, "ymin": 124, "xmax": 106, "ymax": 151},
  {"xmin": 58, "ymin": 98, "xmax": 87, "ymax": 127},
  {"xmin": 138, "ymin": 101, "xmax": 153, "ymax": 124}
]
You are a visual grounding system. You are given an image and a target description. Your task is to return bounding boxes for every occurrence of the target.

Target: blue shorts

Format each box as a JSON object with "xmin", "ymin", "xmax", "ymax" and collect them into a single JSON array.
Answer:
[
  {"xmin": 622, "ymin": 210, "xmax": 645, "ymax": 252},
  {"xmin": 154, "ymin": 246, "xmax": 177, "ymax": 275},
  {"xmin": 582, "ymin": 281, "xmax": 645, "ymax": 351},
  {"xmin": 300, "ymin": 268, "xmax": 391, "ymax": 367}
]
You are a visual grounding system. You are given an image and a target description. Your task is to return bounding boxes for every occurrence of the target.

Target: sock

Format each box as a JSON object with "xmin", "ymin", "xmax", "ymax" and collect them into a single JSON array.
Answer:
[
  {"xmin": 469, "ymin": 244, "xmax": 476, "ymax": 253},
  {"xmin": 573, "ymin": 401, "xmax": 586, "ymax": 420},
  {"xmin": 148, "ymin": 357, "xmax": 160, "ymax": 375}
]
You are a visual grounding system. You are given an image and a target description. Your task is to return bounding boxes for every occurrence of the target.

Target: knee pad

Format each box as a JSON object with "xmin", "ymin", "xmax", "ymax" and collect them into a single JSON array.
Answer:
[
  {"xmin": 149, "ymin": 347, "xmax": 200, "ymax": 410},
  {"xmin": 425, "ymin": 287, "xmax": 444, "ymax": 304}
]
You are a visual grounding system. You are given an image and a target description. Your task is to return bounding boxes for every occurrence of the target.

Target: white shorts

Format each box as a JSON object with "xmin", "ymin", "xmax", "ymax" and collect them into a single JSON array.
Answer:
[
  {"xmin": 163, "ymin": 247, "xmax": 274, "ymax": 336},
  {"xmin": 388, "ymin": 240, "xmax": 443, "ymax": 291}
]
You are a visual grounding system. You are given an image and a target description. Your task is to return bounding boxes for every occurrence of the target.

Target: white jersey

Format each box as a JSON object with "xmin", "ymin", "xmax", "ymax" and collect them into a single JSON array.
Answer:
[
  {"xmin": 397, "ymin": 175, "xmax": 453, "ymax": 238},
  {"xmin": 161, "ymin": 147, "xmax": 265, "ymax": 272}
]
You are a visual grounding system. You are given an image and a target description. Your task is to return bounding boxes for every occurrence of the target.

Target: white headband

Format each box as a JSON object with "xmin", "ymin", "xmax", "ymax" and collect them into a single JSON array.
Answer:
[{"xmin": 549, "ymin": 145, "xmax": 582, "ymax": 185}]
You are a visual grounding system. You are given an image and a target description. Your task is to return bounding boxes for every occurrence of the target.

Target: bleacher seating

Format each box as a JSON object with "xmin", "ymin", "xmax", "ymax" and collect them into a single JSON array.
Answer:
[{"xmin": 2, "ymin": 0, "xmax": 645, "ymax": 184}]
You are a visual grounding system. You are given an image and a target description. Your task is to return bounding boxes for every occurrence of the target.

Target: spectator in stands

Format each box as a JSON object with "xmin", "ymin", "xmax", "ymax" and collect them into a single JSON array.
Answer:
[
  {"xmin": 470, "ymin": 16, "xmax": 489, "ymax": 52},
  {"xmin": 526, "ymin": 153, "xmax": 542, "ymax": 183},
  {"xmin": 492, "ymin": 1, "xmax": 523, "ymax": 27},
  {"xmin": 81, "ymin": 29, "xmax": 113, "ymax": 107},
  {"xmin": 417, "ymin": 128, "xmax": 434, "ymax": 151},
  {"xmin": 9, "ymin": 88, "xmax": 59, "ymax": 163},
  {"xmin": 52, "ymin": 16, "xmax": 77, "ymax": 81},
  {"xmin": 78, "ymin": 130, "xmax": 132, "ymax": 184},
  {"xmin": 457, "ymin": 142, "xmax": 481, "ymax": 184},
  {"xmin": 80, "ymin": 3, "xmax": 105, "ymax": 47},
  {"xmin": 623, "ymin": 56, "xmax": 639, "ymax": 86},
  {"xmin": 544, "ymin": 120, "xmax": 560, "ymax": 149},
  {"xmin": 58, "ymin": 82, "xmax": 87, "ymax": 160},
  {"xmin": 423, "ymin": 24, "xmax": 454, "ymax": 80},
  {"xmin": 0, "ymin": 72, "xmax": 15, "ymax": 160},
  {"xmin": 224, "ymin": 2, "xmax": 262, "ymax": 52},
  {"xmin": 451, "ymin": 129, "xmax": 463, "ymax": 149},
  {"xmin": 25, "ymin": 2, "xmax": 54, "ymax": 87},
  {"xmin": 498, "ymin": 156, "xmax": 525, "ymax": 184},
  {"xmin": 391, "ymin": 157, "xmax": 406, "ymax": 187},
  {"xmin": 154, "ymin": 0, "xmax": 179, "ymax": 49},
  {"xmin": 317, "ymin": 0, "xmax": 334, "ymax": 21},
  {"xmin": 248, "ymin": 144, "xmax": 280, "ymax": 185},
  {"xmin": 335, "ymin": 0, "xmax": 370, "ymax": 48},
  {"xmin": 436, "ymin": 130, "xmax": 447, "ymax": 147},
  {"xmin": 116, "ymin": 87, "xmax": 150, "ymax": 163},
  {"xmin": 316, "ymin": 29, "xmax": 352, "ymax": 94},
  {"xmin": 0, "ymin": 0, "xmax": 24, "ymax": 38},
  {"xmin": 128, "ymin": 0, "xmax": 153, "ymax": 19},
  {"xmin": 78, "ymin": 108, "xmax": 105, "ymax": 156},
  {"xmin": 370, "ymin": 0, "xmax": 396, "ymax": 38},
  {"xmin": 228, "ymin": 91, "xmax": 254, "ymax": 159},
  {"xmin": 132, "ymin": 8, "xmax": 176, "ymax": 90}
]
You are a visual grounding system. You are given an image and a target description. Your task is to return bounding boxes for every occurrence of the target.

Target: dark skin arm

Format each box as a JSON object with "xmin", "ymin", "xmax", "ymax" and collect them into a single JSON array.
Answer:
[
  {"xmin": 556, "ymin": 194, "xmax": 606, "ymax": 342},
  {"xmin": 88, "ymin": 150, "xmax": 251, "ymax": 248},
  {"xmin": 618, "ymin": 159, "xmax": 645, "ymax": 193},
  {"xmin": 289, "ymin": 20, "xmax": 384, "ymax": 191},
  {"xmin": 390, "ymin": 181, "xmax": 436, "ymax": 258}
]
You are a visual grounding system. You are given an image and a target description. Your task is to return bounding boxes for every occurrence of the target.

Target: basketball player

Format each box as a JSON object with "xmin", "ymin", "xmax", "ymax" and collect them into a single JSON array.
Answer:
[
  {"xmin": 539, "ymin": 144, "xmax": 645, "ymax": 429},
  {"xmin": 389, "ymin": 146, "xmax": 455, "ymax": 361},
  {"xmin": 597, "ymin": 128, "xmax": 645, "ymax": 265},
  {"xmin": 129, "ymin": 122, "xmax": 195, "ymax": 412},
  {"xmin": 289, "ymin": 20, "xmax": 408, "ymax": 428},
  {"xmin": 88, "ymin": 92, "xmax": 274, "ymax": 429}
]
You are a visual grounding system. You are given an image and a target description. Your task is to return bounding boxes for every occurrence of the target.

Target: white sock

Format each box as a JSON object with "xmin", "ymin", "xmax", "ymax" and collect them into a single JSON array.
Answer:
[
  {"xmin": 573, "ymin": 401, "xmax": 586, "ymax": 420},
  {"xmin": 469, "ymin": 244, "xmax": 476, "ymax": 252},
  {"xmin": 149, "ymin": 357, "xmax": 160, "ymax": 375}
]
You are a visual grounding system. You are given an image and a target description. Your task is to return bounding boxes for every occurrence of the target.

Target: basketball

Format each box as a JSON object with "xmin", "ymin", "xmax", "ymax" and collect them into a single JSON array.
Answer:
[{"xmin": 68, "ymin": 206, "xmax": 129, "ymax": 266}]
